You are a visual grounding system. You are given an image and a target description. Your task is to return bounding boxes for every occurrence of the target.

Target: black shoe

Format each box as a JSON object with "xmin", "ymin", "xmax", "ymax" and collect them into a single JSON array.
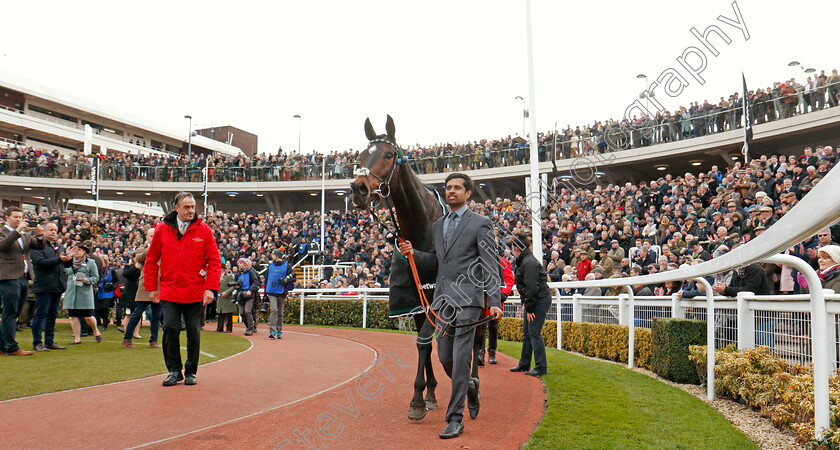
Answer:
[
  {"xmin": 184, "ymin": 374, "xmax": 197, "ymax": 385},
  {"xmin": 162, "ymin": 372, "xmax": 184, "ymax": 386},
  {"xmin": 478, "ymin": 349, "xmax": 485, "ymax": 366},
  {"xmin": 510, "ymin": 365, "xmax": 529, "ymax": 372},
  {"xmin": 439, "ymin": 421, "xmax": 464, "ymax": 439},
  {"xmin": 467, "ymin": 377, "xmax": 480, "ymax": 419},
  {"xmin": 80, "ymin": 332, "xmax": 92, "ymax": 337},
  {"xmin": 525, "ymin": 369, "xmax": 546, "ymax": 377}
]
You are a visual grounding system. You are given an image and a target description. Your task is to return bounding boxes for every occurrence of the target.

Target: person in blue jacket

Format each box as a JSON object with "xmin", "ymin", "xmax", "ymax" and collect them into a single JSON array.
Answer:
[{"xmin": 265, "ymin": 248, "xmax": 296, "ymax": 339}]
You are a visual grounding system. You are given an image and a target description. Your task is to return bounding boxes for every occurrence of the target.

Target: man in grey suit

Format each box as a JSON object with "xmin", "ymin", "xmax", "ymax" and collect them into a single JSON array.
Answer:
[
  {"xmin": 0, "ymin": 207, "xmax": 44, "ymax": 356},
  {"xmin": 399, "ymin": 173, "xmax": 502, "ymax": 439}
]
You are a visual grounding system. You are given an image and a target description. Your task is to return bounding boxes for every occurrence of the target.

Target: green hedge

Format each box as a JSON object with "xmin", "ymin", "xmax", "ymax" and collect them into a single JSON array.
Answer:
[
  {"xmin": 271, "ymin": 298, "xmax": 399, "ymax": 330},
  {"xmin": 651, "ymin": 318, "xmax": 706, "ymax": 384},
  {"xmin": 498, "ymin": 317, "xmax": 558, "ymax": 347},
  {"xmin": 560, "ymin": 322, "xmax": 652, "ymax": 369}
]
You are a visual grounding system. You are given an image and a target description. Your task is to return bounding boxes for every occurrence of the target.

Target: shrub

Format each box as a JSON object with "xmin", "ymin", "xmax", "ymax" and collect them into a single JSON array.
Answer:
[
  {"xmin": 278, "ymin": 298, "xmax": 398, "ymax": 330},
  {"xmin": 559, "ymin": 322, "xmax": 652, "ymax": 370},
  {"xmin": 498, "ymin": 317, "xmax": 558, "ymax": 348},
  {"xmin": 688, "ymin": 345, "xmax": 840, "ymax": 444},
  {"xmin": 651, "ymin": 318, "xmax": 706, "ymax": 384}
]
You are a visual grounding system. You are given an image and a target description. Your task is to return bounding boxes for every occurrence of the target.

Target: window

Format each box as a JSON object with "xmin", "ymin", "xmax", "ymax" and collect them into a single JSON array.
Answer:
[{"xmin": 27, "ymin": 105, "xmax": 78, "ymax": 124}]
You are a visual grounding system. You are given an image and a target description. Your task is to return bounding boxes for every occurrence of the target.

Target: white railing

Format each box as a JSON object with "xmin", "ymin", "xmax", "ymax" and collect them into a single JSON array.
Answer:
[
  {"xmin": 501, "ymin": 292, "xmax": 840, "ymax": 371},
  {"xmin": 288, "ymin": 287, "xmax": 389, "ymax": 330}
]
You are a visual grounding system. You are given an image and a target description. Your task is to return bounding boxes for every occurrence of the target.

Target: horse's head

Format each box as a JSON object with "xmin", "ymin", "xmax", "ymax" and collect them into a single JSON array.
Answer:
[{"xmin": 350, "ymin": 114, "xmax": 404, "ymax": 209}]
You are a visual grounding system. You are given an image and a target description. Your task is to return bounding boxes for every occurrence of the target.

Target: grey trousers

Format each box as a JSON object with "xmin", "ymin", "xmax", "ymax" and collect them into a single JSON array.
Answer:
[
  {"xmin": 435, "ymin": 305, "xmax": 481, "ymax": 424},
  {"xmin": 268, "ymin": 294, "xmax": 285, "ymax": 333}
]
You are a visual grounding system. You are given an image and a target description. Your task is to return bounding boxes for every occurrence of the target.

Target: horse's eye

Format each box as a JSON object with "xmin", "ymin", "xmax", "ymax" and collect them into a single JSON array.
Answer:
[{"xmin": 384, "ymin": 152, "xmax": 394, "ymax": 159}]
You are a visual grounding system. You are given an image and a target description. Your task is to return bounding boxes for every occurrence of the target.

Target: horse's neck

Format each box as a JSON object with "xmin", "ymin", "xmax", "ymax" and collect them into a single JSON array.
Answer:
[{"xmin": 391, "ymin": 167, "xmax": 441, "ymax": 249}]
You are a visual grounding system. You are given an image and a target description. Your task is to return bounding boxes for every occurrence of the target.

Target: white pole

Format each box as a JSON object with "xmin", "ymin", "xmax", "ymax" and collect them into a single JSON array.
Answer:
[
  {"xmin": 203, "ymin": 157, "xmax": 209, "ymax": 219},
  {"xmin": 525, "ymin": 0, "xmax": 542, "ymax": 263},
  {"xmin": 321, "ymin": 154, "xmax": 326, "ymax": 254},
  {"xmin": 627, "ymin": 286, "xmax": 635, "ymax": 369},
  {"xmin": 764, "ymin": 254, "xmax": 829, "ymax": 438},
  {"xmin": 693, "ymin": 276, "xmax": 716, "ymax": 401}
]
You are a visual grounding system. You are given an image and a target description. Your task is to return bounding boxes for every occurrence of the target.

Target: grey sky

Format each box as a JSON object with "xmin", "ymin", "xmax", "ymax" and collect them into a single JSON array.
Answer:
[{"xmin": 3, "ymin": 0, "xmax": 836, "ymax": 155}]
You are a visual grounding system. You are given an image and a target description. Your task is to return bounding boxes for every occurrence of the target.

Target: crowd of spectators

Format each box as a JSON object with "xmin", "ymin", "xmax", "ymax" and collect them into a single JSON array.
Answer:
[
  {"xmin": 8, "ymin": 143, "xmax": 839, "ymax": 314},
  {"xmin": 2, "ymin": 68, "xmax": 839, "ymax": 184}
]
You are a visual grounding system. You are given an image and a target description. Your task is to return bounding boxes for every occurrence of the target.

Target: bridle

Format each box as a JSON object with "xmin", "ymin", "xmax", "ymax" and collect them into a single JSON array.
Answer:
[
  {"xmin": 353, "ymin": 138, "xmax": 406, "ymax": 206},
  {"xmin": 354, "ymin": 138, "xmax": 494, "ymax": 335}
]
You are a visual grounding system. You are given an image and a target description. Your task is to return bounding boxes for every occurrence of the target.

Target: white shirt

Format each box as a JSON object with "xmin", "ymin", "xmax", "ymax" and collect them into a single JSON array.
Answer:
[
  {"xmin": 176, "ymin": 217, "xmax": 189, "ymax": 235},
  {"xmin": 4, "ymin": 224, "xmax": 28, "ymax": 274}
]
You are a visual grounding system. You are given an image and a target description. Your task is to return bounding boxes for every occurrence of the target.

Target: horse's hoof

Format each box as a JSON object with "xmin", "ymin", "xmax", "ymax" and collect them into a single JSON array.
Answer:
[
  {"xmin": 425, "ymin": 400, "xmax": 439, "ymax": 411},
  {"xmin": 408, "ymin": 405, "xmax": 427, "ymax": 421}
]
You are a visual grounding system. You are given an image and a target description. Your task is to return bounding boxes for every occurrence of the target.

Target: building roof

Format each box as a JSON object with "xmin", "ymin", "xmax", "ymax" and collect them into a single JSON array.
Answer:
[{"xmin": 0, "ymin": 70, "xmax": 242, "ymax": 157}]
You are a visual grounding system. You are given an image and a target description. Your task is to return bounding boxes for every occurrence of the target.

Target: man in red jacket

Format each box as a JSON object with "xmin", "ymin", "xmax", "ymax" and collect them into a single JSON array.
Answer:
[{"xmin": 144, "ymin": 192, "xmax": 221, "ymax": 387}]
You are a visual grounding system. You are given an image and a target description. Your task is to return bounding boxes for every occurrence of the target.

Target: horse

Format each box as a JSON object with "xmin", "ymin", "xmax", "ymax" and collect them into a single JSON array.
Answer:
[{"xmin": 350, "ymin": 115, "xmax": 445, "ymax": 421}]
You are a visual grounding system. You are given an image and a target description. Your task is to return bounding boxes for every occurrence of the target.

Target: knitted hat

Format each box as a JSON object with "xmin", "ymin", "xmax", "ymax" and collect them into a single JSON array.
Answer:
[
  {"xmin": 237, "ymin": 257, "xmax": 251, "ymax": 266},
  {"xmin": 818, "ymin": 245, "xmax": 840, "ymax": 266}
]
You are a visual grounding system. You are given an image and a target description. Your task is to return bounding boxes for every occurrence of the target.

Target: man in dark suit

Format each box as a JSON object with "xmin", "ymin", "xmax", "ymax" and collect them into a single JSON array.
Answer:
[
  {"xmin": 0, "ymin": 207, "xmax": 44, "ymax": 356},
  {"xmin": 30, "ymin": 221, "xmax": 73, "ymax": 352},
  {"xmin": 399, "ymin": 173, "xmax": 502, "ymax": 439}
]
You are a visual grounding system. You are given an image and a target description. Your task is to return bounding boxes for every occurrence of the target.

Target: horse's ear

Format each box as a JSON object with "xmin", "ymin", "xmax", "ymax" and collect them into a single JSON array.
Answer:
[
  {"xmin": 385, "ymin": 115, "xmax": 396, "ymax": 141},
  {"xmin": 364, "ymin": 118, "xmax": 377, "ymax": 141}
]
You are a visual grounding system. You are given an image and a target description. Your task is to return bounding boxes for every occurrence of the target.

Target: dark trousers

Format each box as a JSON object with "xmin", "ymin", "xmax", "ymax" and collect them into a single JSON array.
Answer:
[
  {"xmin": 18, "ymin": 299, "xmax": 35, "ymax": 325},
  {"xmin": 124, "ymin": 301, "xmax": 161, "ymax": 343},
  {"xmin": 0, "ymin": 278, "xmax": 28, "ymax": 353},
  {"xmin": 216, "ymin": 313, "xmax": 233, "ymax": 332},
  {"xmin": 161, "ymin": 300, "xmax": 203, "ymax": 376},
  {"xmin": 487, "ymin": 318, "xmax": 499, "ymax": 352},
  {"xmin": 435, "ymin": 305, "xmax": 481, "ymax": 424},
  {"xmin": 519, "ymin": 295, "xmax": 551, "ymax": 373},
  {"xmin": 32, "ymin": 292, "xmax": 62, "ymax": 347},
  {"xmin": 95, "ymin": 306, "xmax": 110, "ymax": 327}
]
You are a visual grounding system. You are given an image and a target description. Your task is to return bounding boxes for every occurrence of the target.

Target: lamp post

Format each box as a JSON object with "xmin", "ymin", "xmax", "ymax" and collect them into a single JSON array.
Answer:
[
  {"xmin": 515, "ymin": 96, "xmax": 527, "ymax": 137},
  {"xmin": 293, "ymin": 114, "xmax": 302, "ymax": 152},
  {"xmin": 637, "ymin": 73, "xmax": 649, "ymax": 115},
  {"xmin": 184, "ymin": 115, "xmax": 192, "ymax": 158}
]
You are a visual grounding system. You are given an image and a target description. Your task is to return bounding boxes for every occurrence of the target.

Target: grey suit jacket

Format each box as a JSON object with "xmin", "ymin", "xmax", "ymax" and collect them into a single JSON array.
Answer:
[
  {"xmin": 413, "ymin": 208, "xmax": 501, "ymax": 315},
  {"xmin": 0, "ymin": 226, "xmax": 45, "ymax": 281}
]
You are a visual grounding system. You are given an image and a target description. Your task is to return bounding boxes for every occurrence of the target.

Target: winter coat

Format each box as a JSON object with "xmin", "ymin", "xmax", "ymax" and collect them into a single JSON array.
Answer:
[
  {"xmin": 144, "ymin": 211, "xmax": 221, "ymax": 303},
  {"xmin": 63, "ymin": 259, "xmax": 100, "ymax": 310},
  {"xmin": 514, "ymin": 248, "xmax": 551, "ymax": 313},
  {"xmin": 31, "ymin": 240, "xmax": 68, "ymax": 294},
  {"xmin": 217, "ymin": 271, "xmax": 238, "ymax": 314}
]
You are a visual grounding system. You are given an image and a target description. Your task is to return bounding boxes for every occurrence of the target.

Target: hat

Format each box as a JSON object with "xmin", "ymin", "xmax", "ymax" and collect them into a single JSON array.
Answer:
[
  {"xmin": 237, "ymin": 257, "xmax": 251, "ymax": 266},
  {"xmin": 726, "ymin": 201, "xmax": 737, "ymax": 207},
  {"xmin": 573, "ymin": 248, "xmax": 583, "ymax": 253},
  {"xmin": 272, "ymin": 248, "xmax": 284, "ymax": 258},
  {"xmin": 818, "ymin": 245, "xmax": 840, "ymax": 265},
  {"xmin": 698, "ymin": 218, "xmax": 707, "ymax": 223},
  {"xmin": 712, "ymin": 211, "xmax": 722, "ymax": 216},
  {"xmin": 753, "ymin": 225, "xmax": 766, "ymax": 232},
  {"xmin": 759, "ymin": 206, "xmax": 773, "ymax": 213}
]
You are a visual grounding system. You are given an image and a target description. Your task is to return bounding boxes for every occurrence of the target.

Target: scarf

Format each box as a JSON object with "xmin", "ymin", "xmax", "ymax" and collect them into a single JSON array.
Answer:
[
  {"xmin": 818, "ymin": 264, "xmax": 840, "ymax": 281},
  {"xmin": 72, "ymin": 255, "xmax": 87, "ymax": 271}
]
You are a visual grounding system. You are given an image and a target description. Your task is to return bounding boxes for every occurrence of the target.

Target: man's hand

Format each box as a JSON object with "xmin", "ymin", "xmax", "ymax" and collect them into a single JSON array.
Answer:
[
  {"xmin": 397, "ymin": 240, "xmax": 413, "ymax": 257},
  {"xmin": 712, "ymin": 283, "xmax": 725, "ymax": 294},
  {"xmin": 149, "ymin": 290, "xmax": 159, "ymax": 303},
  {"xmin": 33, "ymin": 224, "xmax": 43, "ymax": 236},
  {"xmin": 526, "ymin": 312, "xmax": 535, "ymax": 321},
  {"xmin": 60, "ymin": 253, "xmax": 72, "ymax": 262},
  {"xmin": 203, "ymin": 290, "xmax": 214, "ymax": 305},
  {"xmin": 16, "ymin": 220, "xmax": 28, "ymax": 232},
  {"xmin": 490, "ymin": 306, "xmax": 503, "ymax": 321}
]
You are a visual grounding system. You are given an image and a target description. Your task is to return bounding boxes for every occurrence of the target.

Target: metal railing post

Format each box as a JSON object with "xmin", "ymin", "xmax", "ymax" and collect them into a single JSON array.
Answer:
[
  {"xmin": 736, "ymin": 291, "xmax": 754, "ymax": 350},
  {"xmin": 627, "ymin": 287, "xmax": 635, "ymax": 369},
  {"xmin": 572, "ymin": 294, "xmax": 582, "ymax": 322},
  {"xmin": 362, "ymin": 291, "xmax": 368, "ymax": 329},
  {"xmin": 693, "ymin": 276, "xmax": 716, "ymax": 402},
  {"xmin": 556, "ymin": 291, "xmax": 562, "ymax": 350},
  {"xmin": 299, "ymin": 292, "xmax": 305, "ymax": 325},
  {"xmin": 618, "ymin": 293, "xmax": 628, "ymax": 326},
  {"xmin": 671, "ymin": 293, "xmax": 685, "ymax": 319}
]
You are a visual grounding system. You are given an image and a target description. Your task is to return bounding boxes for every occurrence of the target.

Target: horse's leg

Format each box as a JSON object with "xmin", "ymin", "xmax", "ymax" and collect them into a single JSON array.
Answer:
[
  {"xmin": 408, "ymin": 314, "xmax": 430, "ymax": 420},
  {"xmin": 420, "ymin": 316, "xmax": 438, "ymax": 411}
]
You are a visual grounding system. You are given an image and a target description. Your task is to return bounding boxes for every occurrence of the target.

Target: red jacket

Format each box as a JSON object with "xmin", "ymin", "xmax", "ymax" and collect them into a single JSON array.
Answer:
[{"xmin": 144, "ymin": 212, "xmax": 221, "ymax": 303}]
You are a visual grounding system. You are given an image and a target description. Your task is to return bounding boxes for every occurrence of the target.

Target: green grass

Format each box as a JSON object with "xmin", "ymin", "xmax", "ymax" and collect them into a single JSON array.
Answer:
[
  {"xmin": 0, "ymin": 323, "xmax": 250, "ymax": 400},
  {"xmin": 496, "ymin": 341, "xmax": 757, "ymax": 449}
]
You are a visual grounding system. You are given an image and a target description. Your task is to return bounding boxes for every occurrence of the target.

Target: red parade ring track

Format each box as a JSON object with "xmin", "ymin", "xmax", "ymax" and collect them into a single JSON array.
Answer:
[{"xmin": 0, "ymin": 324, "xmax": 545, "ymax": 449}]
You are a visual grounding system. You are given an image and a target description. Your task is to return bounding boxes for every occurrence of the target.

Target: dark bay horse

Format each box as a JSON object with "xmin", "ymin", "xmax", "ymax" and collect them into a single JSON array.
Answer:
[{"xmin": 350, "ymin": 115, "xmax": 444, "ymax": 421}]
